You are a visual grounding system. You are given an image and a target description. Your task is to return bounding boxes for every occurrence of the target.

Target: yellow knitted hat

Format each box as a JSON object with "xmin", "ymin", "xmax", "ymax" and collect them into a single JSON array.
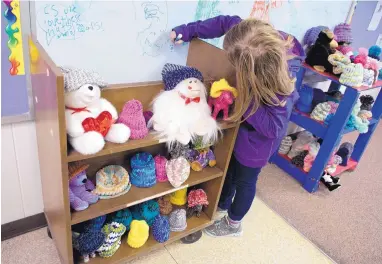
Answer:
[
  {"xmin": 210, "ymin": 79, "xmax": 238, "ymax": 99},
  {"xmin": 170, "ymin": 188, "xmax": 187, "ymax": 206},
  {"xmin": 127, "ymin": 220, "xmax": 149, "ymax": 249}
]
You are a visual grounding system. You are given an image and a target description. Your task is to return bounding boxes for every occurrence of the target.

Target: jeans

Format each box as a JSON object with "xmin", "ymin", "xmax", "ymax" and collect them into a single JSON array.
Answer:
[{"xmin": 218, "ymin": 155, "xmax": 262, "ymax": 221}]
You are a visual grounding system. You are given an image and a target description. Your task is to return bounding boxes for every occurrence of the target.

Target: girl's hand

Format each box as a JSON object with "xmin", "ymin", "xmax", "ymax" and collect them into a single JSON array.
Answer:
[{"xmin": 170, "ymin": 31, "xmax": 184, "ymax": 45}]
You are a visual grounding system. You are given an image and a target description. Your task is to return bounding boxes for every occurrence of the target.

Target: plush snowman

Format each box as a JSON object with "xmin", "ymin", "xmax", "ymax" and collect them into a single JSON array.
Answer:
[
  {"xmin": 149, "ymin": 63, "xmax": 219, "ymax": 147},
  {"xmin": 62, "ymin": 67, "xmax": 130, "ymax": 155}
]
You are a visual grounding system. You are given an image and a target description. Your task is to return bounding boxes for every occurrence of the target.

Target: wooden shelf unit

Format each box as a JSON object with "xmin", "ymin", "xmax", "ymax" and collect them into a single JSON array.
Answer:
[{"xmin": 31, "ymin": 38, "xmax": 239, "ymax": 264}]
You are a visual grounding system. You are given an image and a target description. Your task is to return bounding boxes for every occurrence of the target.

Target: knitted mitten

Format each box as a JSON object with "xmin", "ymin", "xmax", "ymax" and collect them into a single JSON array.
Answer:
[
  {"xmin": 278, "ymin": 136, "xmax": 293, "ymax": 155},
  {"xmin": 311, "ymin": 102, "xmax": 332, "ymax": 121}
]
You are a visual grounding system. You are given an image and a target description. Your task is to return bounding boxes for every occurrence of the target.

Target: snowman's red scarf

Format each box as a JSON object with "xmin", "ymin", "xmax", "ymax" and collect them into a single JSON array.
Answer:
[
  {"xmin": 178, "ymin": 92, "xmax": 201, "ymax": 105},
  {"xmin": 66, "ymin": 106, "xmax": 91, "ymax": 114}
]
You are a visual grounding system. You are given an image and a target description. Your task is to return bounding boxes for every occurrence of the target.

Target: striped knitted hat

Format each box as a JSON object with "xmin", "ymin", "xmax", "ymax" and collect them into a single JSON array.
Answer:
[
  {"xmin": 278, "ymin": 136, "xmax": 293, "ymax": 155},
  {"xmin": 311, "ymin": 102, "xmax": 332, "ymax": 122},
  {"xmin": 162, "ymin": 63, "xmax": 203, "ymax": 91}
]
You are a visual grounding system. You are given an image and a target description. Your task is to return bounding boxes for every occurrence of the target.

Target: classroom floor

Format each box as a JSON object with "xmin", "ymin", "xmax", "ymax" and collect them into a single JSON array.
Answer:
[{"xmin": 1, "ymin": 198, "xmax": 333, "ymax": 264}]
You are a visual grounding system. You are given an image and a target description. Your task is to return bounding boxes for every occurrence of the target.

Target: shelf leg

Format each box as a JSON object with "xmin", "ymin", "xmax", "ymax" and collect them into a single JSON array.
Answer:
[
  {"xmin": 352, "ymin": 89, "xmax": 382, "ymax": 162},
  {"xmin": 180, "ymin": 230, "xmax": 203, "ymax": 244},
  {"xmin": 295, "ymin": 66, "xmax": 306, "ymax": 91},
  {"xmin": 303, "ymin": 87, "xmax": 359, "ymax": 192}
]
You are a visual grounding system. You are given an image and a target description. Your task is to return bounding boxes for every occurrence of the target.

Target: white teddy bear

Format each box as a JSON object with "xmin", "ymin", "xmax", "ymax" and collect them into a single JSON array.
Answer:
[{"xmin": 62, "ymin": 67, "xmax": 130, "ymax": 155}]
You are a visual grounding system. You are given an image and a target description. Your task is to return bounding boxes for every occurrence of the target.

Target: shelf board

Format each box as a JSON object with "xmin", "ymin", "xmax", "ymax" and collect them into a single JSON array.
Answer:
[
  {"xmin": 71, "ymin": 166, "xmax": 223, "ymax": 225},
  {"xmin": 331, "ymin": 158, "xmax": 358, "ymax": 177},
  {"xmin": 291, "ymin": 109, "xmax": 379, "ymax": 138},
  {"xmin": 303, "ymin": 63, "xmax": 382, "ymax": 91},
  {"xmin": 67, "ymin": 121, "xmax": 236, "ymax": 162},
  {"xmin": 271, "ymin": 153, "xmax": 308, "ymax": 184},
  {"xmin": 87, "ymin": 212, "xmax": 212, "ymax": 264}
]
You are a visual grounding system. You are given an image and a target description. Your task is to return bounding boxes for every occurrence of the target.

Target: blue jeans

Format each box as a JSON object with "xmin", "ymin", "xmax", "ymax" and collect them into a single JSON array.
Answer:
[{"xmin": 218, "ymin": 155, "xmax": 261, "ymax": 221}]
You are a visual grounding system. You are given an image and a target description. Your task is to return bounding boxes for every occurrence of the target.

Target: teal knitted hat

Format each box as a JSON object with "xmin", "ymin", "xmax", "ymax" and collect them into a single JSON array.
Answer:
[
  {"xmin": 131, "ymin": 200, "xmax": 160, "ymax": 226},
  {"xmin": 110, "ymin": 208, "xmax": 133, "ymax": 230}
]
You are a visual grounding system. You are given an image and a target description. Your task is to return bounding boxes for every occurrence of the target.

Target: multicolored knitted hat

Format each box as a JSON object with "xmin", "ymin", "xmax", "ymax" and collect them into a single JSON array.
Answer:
[
  {"xmin": 187, "ymin": 189, "xmax": 209, "ymax": 208},
  {"xmin": 154, "ymin": 155, "xmax": 168, "ymax": 182},
  {"xmin": 72, "ymin": 230, "xmax": 105, "ymax": 255},
  {"xmin": 110, "ymin": 209, "xmax": 133, "ymax": 230},
  {"xmin": 60, "ymin": 66, "xmax": 107, "ymax": 93},
  {"xmin": 131, "ymin": 200, "xmax": 160, "ymax": 226},
  {"xmin": 117, "ymin": 100, "xmax": 148, "ymax": 140},
  {"xmin": 162, "ymin": 63, "xmax": 203, "ymax": 91},
  {"xmin": 303, "ymin": 26, "xmax": 329, "ymax": 47},
  {"xmin": 93, "ymin": 165, "xmax": 131, "ymax": 199},
  {"xmin": 166, "ymin": 157, "xmax": 190, "ymax": 188},
  {"xmin": 152, "ymin": 215, "xmax": 170, "ymax": 243},
  {"xmin": 278, "ymin": 136, "xmax": 293, "ymax": 155},
  {"xmin": 339, "ymin": 63, "xmax": 364, "ymax": 87},
  {"xmin": 311, "ymin": 102, "xmax": 332, "ymax": 122},
  {"xmin": 130, "ymin": 152, "xmax": 156, "ymax": 188},
  {"xmin": 170, "ymin": 188, "xmax": 188, "ymax": 206},
  {"xmin": 127, "ymin": 220, "xmax": 149, "ymax": 249},
  {"xmin": 158, "ymin": 195, "xmax": 172, "ymax": 215},
  {"xmin": 333, "ymin": 23, "xmax": 353, "ymax": 44},
  {"xmin": 97, "ymin": 222, "xmax": 126, "ymax": 258},
  {"xmin": 169, "ymin": 209, "xmax": 187, "ymax": 232}
]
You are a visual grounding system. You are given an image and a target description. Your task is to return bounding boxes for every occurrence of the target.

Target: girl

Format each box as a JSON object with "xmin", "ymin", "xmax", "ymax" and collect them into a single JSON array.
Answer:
[{"xmin": 171, "ymin": 15, "xmax": 300, "ymax": 237}]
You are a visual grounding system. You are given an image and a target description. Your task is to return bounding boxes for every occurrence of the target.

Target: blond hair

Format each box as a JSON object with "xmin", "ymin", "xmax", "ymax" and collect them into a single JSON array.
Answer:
[{"xmin": 223, "ymin": 18, "xmax": 294, "ymax": 122}]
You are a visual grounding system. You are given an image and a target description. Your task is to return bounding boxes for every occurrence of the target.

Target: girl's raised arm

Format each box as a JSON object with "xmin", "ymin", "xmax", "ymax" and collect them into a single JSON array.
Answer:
[{"xmin": 171, "ymin": 15, "xmax": 242, "ymax": 43}]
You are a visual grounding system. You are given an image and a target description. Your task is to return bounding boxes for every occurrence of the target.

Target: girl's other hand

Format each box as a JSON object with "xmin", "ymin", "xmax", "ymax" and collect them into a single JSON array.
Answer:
[{"xmin": 170, "ymin": 31, "xmax": 184, "ymax": 45}]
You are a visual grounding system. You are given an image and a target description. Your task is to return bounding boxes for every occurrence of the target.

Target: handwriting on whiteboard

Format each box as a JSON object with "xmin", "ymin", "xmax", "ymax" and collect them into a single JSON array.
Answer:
[
  {"xmin": 194, "ymin": 0, "xmax": 222, "ymax": 47},
  {"xmin": 135, "ymin": 1, "xmax": 170, "ymax": 57},
  {"xmin": 36, "ymin": 2, "xmax": 103, "ymax": 46}
]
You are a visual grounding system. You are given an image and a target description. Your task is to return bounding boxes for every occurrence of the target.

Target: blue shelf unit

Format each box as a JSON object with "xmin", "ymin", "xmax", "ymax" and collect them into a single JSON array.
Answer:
[{"xmin": 271, "ymin": 63, "xmax": 382, "ymax": 193}]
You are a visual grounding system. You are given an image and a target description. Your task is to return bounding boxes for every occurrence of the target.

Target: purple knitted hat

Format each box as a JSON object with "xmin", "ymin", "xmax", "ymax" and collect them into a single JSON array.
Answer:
[
  {"xmin": 162, "ymin": 63, "xmax": 203, "ymax": 91},
  {"xmin": 117, "ymin": 100, "xmax": 148, "ymax": 140},
  {"xmin": 333, "ymin": 23, "xmax": 353, "ymax": 44},
  {"xmin": 303, "ymin": 26, "xmax": 329, "ymax": 47}
]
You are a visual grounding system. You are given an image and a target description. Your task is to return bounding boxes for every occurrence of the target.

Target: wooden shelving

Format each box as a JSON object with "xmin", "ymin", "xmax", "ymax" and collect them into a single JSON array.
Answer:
[
  {"xmin": 67, "ymin": 122, "xmax": 236, "ymax": 162},
  {"xmin": 71, "ymin": 166, "xmax": 223, "ymax": 225},
  {"xmin": 87, "ymin": 212, "xmax": 212, "ymax": 264}
]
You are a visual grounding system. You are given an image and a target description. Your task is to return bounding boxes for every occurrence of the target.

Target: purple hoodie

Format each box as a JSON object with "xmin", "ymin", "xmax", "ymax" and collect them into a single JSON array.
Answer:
[{"xmin": 173, "ymin": 15, "xmax": 300, "ymax": 168}]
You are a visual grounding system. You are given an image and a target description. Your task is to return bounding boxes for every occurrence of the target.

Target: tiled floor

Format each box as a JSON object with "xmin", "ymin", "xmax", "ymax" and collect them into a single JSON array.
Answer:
[{"xmin": 1, "ymin": 198, "xmax": 334, "ymax": 264}]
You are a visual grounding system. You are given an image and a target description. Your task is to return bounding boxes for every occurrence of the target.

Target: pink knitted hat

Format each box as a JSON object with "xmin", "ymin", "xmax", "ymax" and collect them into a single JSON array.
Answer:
[
  {"xmin": 154, "ymin": 155, "xmax": 168, "ymax": 182},
  {"xmin": 117, "ymin": 100, "xmax": 148, "ymax": 139}
]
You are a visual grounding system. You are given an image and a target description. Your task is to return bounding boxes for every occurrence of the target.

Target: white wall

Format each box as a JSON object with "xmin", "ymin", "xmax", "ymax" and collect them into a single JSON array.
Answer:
[{"xmin": 1, "ymin": 121, "xmax": 43, "ymax": 224}]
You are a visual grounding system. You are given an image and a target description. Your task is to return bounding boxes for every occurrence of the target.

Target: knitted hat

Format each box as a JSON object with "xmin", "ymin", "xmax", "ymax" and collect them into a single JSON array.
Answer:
[
  {"xmin": 291, "ymin": 150, "xmax": 309, "ymax": 168},
  {"xmin": 303, "ymin": 26, "xmax": 329, "ymax": 47},
  {"xmin": 337, "ymin": 45, "xmax": 354, "ymax": 57},
  {"xmin": 296, "ymin": 84, "xmax": 313, "ymax": 113},
  {"xmin": 162, "ymin": 63, "xmax": 203, "ymax": 91},
  {"xmin": 86, "ymin": 215, "xmax": 106, "ymax": 231},
  {"xmin": 327, "ymin": 101, "xmax": 339, "ymax": 114},
  {"xmin": 68, "ymin": 163, "xmax": 89, "ymax": 180},
  {"xmin": 166, "ymin": 157, "xmax": 190, "ymax": 188},
  {"xmin": 358, "ymin": 110, "xmax": 372, "ymax": 120},
  {"xmin": 169, "ymin": 209, "xmax": 187, "ymax": 232},
  {"xmin": 152, "ymin": 215, "xmax": 170, "ymax": 243},
  {"xmin": 117, "ymin": 100, "xmax": 148, "ymax": 140},
  {"xmin": 336, "ymin": 142, "xmax": 354, "ymax": 166},
  {"xmin": 93, "ymin": 165, "xmax": 131, "ymax": 199},
  {"xmin": 333, "ymin": 23, "xmax": 353, "ymax": 44},
  {"xmin": 127, "ymin": 220, "xmax": 149, "ymax": 249},
  {"xmin": 311, "ymin": 102, "xmax": 332, "ymax": 121},
  {"xmin": 328, "ymin": 53, "xmax": 351, "ymax": 74},
  {"xmin": 72, "ymin": 230, "xmax": 105, "ymax": 255},
  {"xmin": 170, "ymin": 188, "xmax": 188, "ymax": 206},
  {"xmin": 110, "ymin": 209, "xmax": 133, "ymax": 230},
  {"xmin": 339, "ymin": 63, "xmax": 364, "ymax": 87},
  {"xmin": 97, "ymin": 222, "xmax": 126, "ymax": 258},
  {"xmin": 154, "ymin": 155, "xmax": 168, "ymax": 182},
  {"xmin": 312, "ymin": 89, "xmax": 327, "ymax": 110},
  {"xmin": 288, "ymin": 131, "xmax": 314, "ymax": 159},
  {"xmin": 143, "ymin": 111, "xmax": 153, "ymax": 125},
  {"xmin": 187, "ymin": 189, "xmax": 209, "ymax": 208},
  {"xmin": 360, "ymin": 95, "xmax": 374, "ymax": 111},
  {"xmin": 326, "ymin": 90, "xmax": 343, "ymax": 102},
  {"xmin": 278, "ymin": 136, "xmax": 293, "ymax": 155},
  {"xmin": 131, "ymin": 200, "xmax": 160, "ymax": 226},
  {"xmin": 362, "ymin": 69, "xmax": 375, "ymax": 87},
  {"xmin": 130, "ymin": 152, "xmax": 156, "ymax": 188},
  {"xmin": 158, "ymin": 195, "xmax": 173, "ymax": 215},
  {"xmin": 169, "ymin": 143, "xmax": 190, "ymax": 159},
  {"xmin": 60, "ymin": 66, "xmax": 107, "ymax": 93},
  {"xmin": 368, "ymin": 45, "xmax": 381, "ymax": 60}
]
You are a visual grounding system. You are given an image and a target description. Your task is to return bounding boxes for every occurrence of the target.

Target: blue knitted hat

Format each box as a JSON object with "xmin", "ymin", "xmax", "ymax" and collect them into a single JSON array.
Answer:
[
  {"xmin": 152, "ymin": 215, "xmax": 170, "ymax": 243},
  {"xmin": 162, "ymin": 63, "xmax": 203, "ymax": 91},
  {"xmin": 86, "ymin": 215, "xmax": 106, "ymax": 231},
  {"xmin": 72, "ymin": 230, "xmax": 105, "ymax": 255},
  {"xmin": 110, "ymin": 208, "xmax": 133, "ymax": 230},
  {"xmin": 131, "ymin": 200, "xmax": 160, "ymax": 226},
  {"xmin": 130, "ymin": 152, "xmax": 156, "ymax": 188},
  {"xmin": 296, "ymin": 85, "xmax": 313, "ymax": 113}
]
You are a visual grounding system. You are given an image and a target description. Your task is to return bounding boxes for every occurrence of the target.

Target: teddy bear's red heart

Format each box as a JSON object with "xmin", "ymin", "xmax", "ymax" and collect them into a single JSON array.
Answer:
[{"xmin": 82, "ymin": 111, "xmax": 113, "ymax": 137}]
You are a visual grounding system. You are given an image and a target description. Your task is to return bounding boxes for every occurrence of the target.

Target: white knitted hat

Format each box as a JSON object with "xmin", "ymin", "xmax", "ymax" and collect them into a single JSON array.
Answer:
[{"xmin": 60, "ymin": 66, "xmax": 107, "ymax": 92}]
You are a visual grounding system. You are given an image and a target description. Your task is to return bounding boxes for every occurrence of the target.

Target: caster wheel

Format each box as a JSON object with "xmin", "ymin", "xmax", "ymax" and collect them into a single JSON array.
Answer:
[
  {"xmin": 180, "ymin": 230, "xmax": 202, "ymax": 244},
  {"xmin": 47, "ymin": 227, "xmax": 52, "ymax": 239}
]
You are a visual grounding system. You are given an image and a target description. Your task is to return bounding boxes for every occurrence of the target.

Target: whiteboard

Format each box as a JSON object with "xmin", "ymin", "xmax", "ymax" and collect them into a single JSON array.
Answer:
[{"xmin": 33, "ymin": 0, "xmax": 352, "ymax": 84}]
